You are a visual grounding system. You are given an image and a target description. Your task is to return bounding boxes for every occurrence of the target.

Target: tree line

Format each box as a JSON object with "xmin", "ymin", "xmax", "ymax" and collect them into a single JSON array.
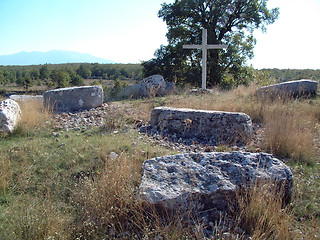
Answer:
[
  {"xmin": 259, "ymin": 68, "xmax": 320, "ymax": 82},
  {"xmin": 0, "ymin": 62, "xmax": 319, "ymax": 91},
  {"xmin": 0, "ymin": 63, "xmax": 143, "ymax": 89}
]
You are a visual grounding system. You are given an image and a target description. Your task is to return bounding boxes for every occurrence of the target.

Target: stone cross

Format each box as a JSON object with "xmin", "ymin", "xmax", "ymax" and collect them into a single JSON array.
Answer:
[{"xmin": 183, "ymin": 29, "xmax": 227, "ymax": 89}]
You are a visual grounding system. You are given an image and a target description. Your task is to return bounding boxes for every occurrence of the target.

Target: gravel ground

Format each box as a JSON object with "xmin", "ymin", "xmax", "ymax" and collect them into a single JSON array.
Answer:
[{"xmin": 48, "ymin": 103, "xmax": 264, "ymax": 154}]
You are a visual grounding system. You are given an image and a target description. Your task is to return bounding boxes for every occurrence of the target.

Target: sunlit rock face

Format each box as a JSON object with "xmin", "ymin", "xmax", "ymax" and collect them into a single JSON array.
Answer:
[
  {"xmin": 43, "ymin": 85, "xmax": 103, "ymax": 112},
  {"xmin": 151, "ymin": 107, "xmax": 253, "ymax": 146},
  {"xmin": 0, "ymin": 99, "xmax": 21, "ymax": 133},
  {"xmin": 139, "ymin": 152, "xmax": 293, "ymax": 212},
  {"xmin": 257, "ymin": 79, "xmax": 318, "ymax": 98}
]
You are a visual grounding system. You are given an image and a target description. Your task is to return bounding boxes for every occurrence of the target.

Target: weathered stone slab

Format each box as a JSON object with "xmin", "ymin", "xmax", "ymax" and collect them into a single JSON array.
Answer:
[
  {"xmin": 0, "ymin": 99, "xmax": 21, "ymax": 133},
  {"xmin": 9, "ymin": 94, "xmax": 43, "ymax": 102},
  {"xmin": 257, "ymin": 79, "xmax": 318, "ymax": 98},
  {"xmin": 138, "ymin": 152, "xmax": 293, "ymax": 212},
  {"xmin": 43, "ymin": 85, "xmax": 103, "ymax": 112},
  {"xmin": 151, "ymin": 107, "xmax": 253, "ymax": 145}
]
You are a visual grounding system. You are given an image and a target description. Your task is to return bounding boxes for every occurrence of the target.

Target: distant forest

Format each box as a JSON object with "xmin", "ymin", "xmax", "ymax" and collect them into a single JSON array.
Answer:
[
  {"xmin": 0, "ymin": 63, "xmax": 143, "ymax": 89},
  {"xmin": 0, "ymin": 63, "xmax": 319, "ymax": 90}
]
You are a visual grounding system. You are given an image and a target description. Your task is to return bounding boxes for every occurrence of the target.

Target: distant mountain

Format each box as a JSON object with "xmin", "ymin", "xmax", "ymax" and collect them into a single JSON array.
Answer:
[{"xmin": 0, "ymin": 50, "xmax": 115, "ymax": 66}]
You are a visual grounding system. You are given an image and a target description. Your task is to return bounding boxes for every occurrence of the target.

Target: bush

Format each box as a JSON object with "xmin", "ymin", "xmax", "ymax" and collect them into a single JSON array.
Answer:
[{"xmin": 109, "ymin": 78, "xmax": 129, "ymax": 99}]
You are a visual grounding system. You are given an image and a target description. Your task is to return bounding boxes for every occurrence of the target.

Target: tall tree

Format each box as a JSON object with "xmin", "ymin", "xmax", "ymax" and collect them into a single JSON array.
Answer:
[{"xmin": 142, "ymin": 0, "xmax": 279, "ymax": 87}]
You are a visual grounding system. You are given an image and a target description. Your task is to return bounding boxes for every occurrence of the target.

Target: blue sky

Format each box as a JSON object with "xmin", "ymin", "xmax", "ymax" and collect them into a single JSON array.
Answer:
[{"xmin": 0, "ymin": 0, "xmax": 319, "ymax": 69}]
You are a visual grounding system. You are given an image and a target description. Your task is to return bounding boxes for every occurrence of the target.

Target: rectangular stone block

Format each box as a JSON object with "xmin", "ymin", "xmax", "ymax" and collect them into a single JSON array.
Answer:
[
  {"xmin": 43, "ymin": 85, "xmax": 103, "ymax": 112},
  {"xmin": 151, "ymin": 107, "xmax": 253, "ymax": 145},
  {"xmin": 257, "ymin": 79, "xmax": 318, "ymax": 98}
]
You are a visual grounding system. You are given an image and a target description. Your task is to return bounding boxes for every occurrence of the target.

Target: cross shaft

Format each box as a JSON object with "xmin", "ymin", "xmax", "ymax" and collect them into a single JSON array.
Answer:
[{"xmin": 183, "ymin": 29, "xmax": 227, "ymax": 89}]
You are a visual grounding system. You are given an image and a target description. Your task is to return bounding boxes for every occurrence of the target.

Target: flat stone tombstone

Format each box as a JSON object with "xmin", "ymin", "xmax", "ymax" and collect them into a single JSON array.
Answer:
[
  {"xmin": 141, "ymin": 75, "xmax": 166, "ymax": 97},
  {"xmin": 151, "ymin": 107, "xmax": 253, "ymax": 145},
  {"xmin": 138, "ymin": 152, "xmax": 293, "ymax": 212},
  {"xmin": 0, "ymin": 99, "xmax": 21, "ymax": 133},
  {"xmin": 43, "ymin": 85, "xmax": 103, "ymax": 112},
  {"xmin": 257, "ymin": 79, "xmax": 318, "ymax": 98}
]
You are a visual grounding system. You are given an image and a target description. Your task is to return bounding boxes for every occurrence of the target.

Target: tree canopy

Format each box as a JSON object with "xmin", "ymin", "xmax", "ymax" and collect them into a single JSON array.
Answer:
[{"xmin": 142, "ymin": 0, "xmax": 279, "ymax": 88}]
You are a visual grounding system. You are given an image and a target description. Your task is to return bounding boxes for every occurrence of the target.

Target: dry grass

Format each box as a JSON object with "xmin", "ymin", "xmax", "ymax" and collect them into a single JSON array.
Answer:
[
  {"xmin": 2, "ymin": 196, "xmax": 71, "ymax": 240},
  {"xmin": 0, "ymin": 152, "xmax": 11, "ymax": 195},
  {"xmin": 73, "ymin": 152, "xmax": 141, "ymax": 238},
  {"xmin": 262, "ymin": 100, "xmax": 317, "ymax": 162},
  {"xmin": 232, "ymin": 180, "xmax": 293, "ymax": 240},
  {"xmin": 18, "ymin": 100, "xmax": 51, "ymax": 130}
]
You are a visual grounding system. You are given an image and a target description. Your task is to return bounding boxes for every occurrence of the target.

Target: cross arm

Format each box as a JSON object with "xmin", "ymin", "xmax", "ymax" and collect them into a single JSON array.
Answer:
[
  {"xmin": 183, "ymin": 44, "xmax": 228, "ymax": 50},
  {"xmin": 206, "ymin": 44, "xmax": 228, "ymax": 49},
  {"xmin": 183, "ymin": 45, "xmax": 203, "ymax": 49}
]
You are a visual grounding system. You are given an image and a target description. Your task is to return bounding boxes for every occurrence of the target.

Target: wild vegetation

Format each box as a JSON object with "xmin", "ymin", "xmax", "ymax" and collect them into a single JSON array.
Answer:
[{"xmin": 0, "ymin": 81, "xmax": 319, "ymax": 239}]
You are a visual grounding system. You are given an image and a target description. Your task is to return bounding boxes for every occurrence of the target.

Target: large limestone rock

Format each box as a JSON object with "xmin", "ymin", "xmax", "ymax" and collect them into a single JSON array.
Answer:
[
  {"xmin": 141, "ymin": 74, "xmax": 166, "ymax": 97},
  {"xmin": 43, "ymin": 85, "xmax": 103, "ymax": 112},
  {"xmin": 122, "ymin": 83, "xmax": 142, "ymax": 98},
  {"xmin": 151, "ymin": 107, "xmax": 253, "ymax": 146},
  {"xmin": 138, "ymin": 152, "xmax": 293, "ymax": 212},
  {"xmin": 0, "ymin": 99, "xmax": 21, "ymax": 133},
  {"xmin": 122, "ymin": 76, "xmax": 175, "ymax": 99},
  {"xmin": 257, "ymin": 79, "xmax": 318, "ymax": 98}
]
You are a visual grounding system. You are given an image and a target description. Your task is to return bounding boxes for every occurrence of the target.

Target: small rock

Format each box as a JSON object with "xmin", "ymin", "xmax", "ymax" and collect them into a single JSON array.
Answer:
[
  {"xmin": 109, "ymin": 152, "xmax": 119, "ymax": 160},
  {"xmin": 53, "ymin": 132, "xmax": 61, "ymax": 137},
  {"xmin": 222, "ymin": 232, "xmax": 232, "ymax": 239}
]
